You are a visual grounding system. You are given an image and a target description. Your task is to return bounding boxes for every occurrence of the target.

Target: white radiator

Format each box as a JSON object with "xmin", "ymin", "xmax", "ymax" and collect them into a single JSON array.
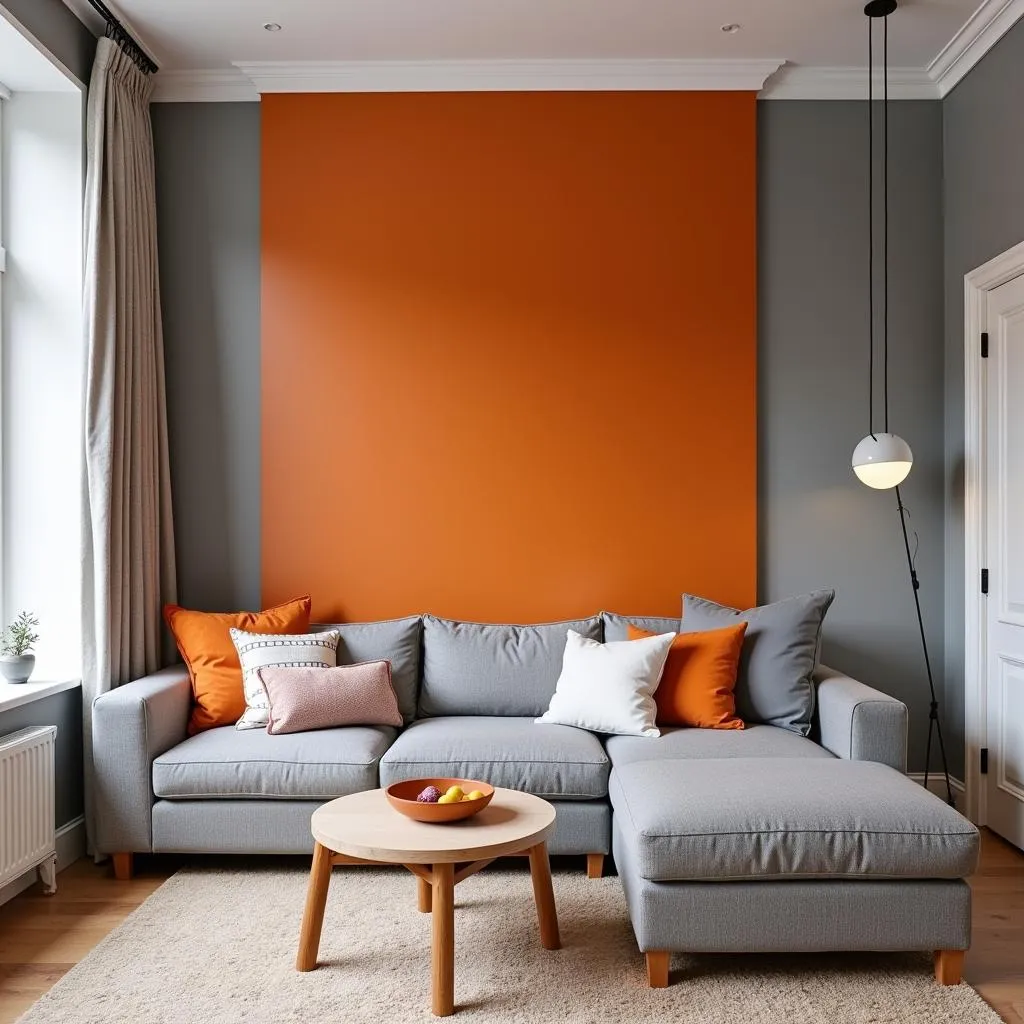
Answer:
[{"xmin": 0, "ymin": 726, "xmax": 58, "ymax": 894}]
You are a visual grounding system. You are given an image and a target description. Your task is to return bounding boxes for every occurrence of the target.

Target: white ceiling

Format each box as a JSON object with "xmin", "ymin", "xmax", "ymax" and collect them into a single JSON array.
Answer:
[
  {"xmin": 63, "ymin": 0, "xmax": 1024, "ymax": 99},
  {"xmin": 73, "ymin": 0, "xmax": 982, "ymax": 68},
  {"xmin": 0, "ymin": 8, "xmax": 80, "ymax": 91}
]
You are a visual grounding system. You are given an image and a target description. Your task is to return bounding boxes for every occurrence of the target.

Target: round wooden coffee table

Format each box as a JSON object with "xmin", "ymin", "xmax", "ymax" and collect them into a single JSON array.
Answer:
[{"xmin": 296, "ymin": 787, "xmax": 560, "ymax": 1017}]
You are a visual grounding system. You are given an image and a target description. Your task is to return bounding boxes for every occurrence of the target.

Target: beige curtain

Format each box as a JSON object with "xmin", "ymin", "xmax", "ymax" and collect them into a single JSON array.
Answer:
[{"xmin": 82, "ymin": 37, "xmax": 177, "ymax": 842}]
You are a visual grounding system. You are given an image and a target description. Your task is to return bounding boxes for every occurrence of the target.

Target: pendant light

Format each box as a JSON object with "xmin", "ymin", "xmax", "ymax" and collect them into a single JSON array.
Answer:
[
  {"xmin": 849, "ymin": 1, "xmax": 954, "ymax": 806},
  {"xmin": 852, "ymin": 432, "xmax": 913, "ymax": 489},
  {"xmin": 851, "ymin": 0, "xmax": 913, "ymax": 490}
]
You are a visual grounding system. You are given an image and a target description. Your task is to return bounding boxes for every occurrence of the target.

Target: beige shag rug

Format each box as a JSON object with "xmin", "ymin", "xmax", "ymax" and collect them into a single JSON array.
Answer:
[{"xmin": 17, "ymin": 865, "xmax": 1001, "ymax": 1024}]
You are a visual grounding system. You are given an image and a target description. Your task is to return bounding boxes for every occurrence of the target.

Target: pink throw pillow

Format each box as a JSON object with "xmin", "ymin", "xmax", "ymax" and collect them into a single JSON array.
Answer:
[{"xmin": 258, "ymin": 662, "xmax": 403, "ymax": 734}]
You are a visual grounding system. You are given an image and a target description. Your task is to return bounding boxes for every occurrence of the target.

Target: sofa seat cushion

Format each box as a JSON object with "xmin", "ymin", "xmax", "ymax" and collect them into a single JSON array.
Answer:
[
  {"xmin": 605, "ymin": 724, "xmax": 833, "ymax": 767},
  {"xmin": 153, "ymin": 724, "xmax": 397, "ymax": 800},
  {"xmin": 379, "ymin": 716, "xmax": 610, "ymax": 799},
  {"xmin": 609, "ymin": 758, "xmax": 979, "ymax": 882}
]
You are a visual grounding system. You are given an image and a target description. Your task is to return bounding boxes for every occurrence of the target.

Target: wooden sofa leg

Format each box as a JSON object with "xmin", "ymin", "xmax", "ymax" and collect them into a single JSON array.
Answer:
[
  {"xmin": 645, "ymin": 950, "xmax": 670, "ymax": 988},
  {"xmin": 586, "ymin": 854, "xmax": 604, "ymax": 879},
  {"xmin": 112, "ymin": 853, "xmax": 133, "ymax": 881},
  {"xmin": 934, "ymin": 949, "xmax": 964, "ymax": 985}
]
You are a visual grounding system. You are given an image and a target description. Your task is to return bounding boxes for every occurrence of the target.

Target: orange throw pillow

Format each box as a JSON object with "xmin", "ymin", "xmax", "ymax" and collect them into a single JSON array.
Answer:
[
  {"xmin": 627, "ymin": 622, "xmax": 747, "ymax": 730},
  {"xmin": 164, "ymin": 596, "xmax": 312, "ymax": 734}
]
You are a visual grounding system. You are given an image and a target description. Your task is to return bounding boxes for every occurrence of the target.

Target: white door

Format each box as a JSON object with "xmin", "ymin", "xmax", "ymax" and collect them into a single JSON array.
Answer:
[{"xmin": 985, "ymin": 272, "xmax": 1024, "ymax": 849}]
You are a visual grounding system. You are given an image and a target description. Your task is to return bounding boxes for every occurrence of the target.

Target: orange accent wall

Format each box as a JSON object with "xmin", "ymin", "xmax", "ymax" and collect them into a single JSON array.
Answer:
[{"xmin": 262, "ymin": 91, "xmax": 757, "ymax": 623}]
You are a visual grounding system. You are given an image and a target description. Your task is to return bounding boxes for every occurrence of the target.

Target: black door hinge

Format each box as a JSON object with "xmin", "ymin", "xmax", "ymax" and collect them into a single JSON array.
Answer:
[
  {"xmin": 981, "ymin": 568, "xmax": 989, "ymax": 594},
  {"xmin": 982, "ymin": 332, "xmax": 989, "ymax": 358},
  {"xmin": 980, "ymin": 748, "xmax": 989, "ymax": 775}
]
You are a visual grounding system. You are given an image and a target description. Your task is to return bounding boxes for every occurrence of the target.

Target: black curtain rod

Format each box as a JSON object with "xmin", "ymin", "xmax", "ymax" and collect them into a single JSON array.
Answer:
[{"xmin": 86, "ymin": 0, "xmax": 158, "ymax": 74}]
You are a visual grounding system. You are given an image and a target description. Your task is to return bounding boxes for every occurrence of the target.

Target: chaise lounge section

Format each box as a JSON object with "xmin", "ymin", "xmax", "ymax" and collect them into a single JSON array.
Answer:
[
  {"xmin": 607, "ymin": 665, "xmax": 979, "ymax": 987},
  {"xmin": 611, "ymin": 758, "xmax": 978, "ymax": 987}
]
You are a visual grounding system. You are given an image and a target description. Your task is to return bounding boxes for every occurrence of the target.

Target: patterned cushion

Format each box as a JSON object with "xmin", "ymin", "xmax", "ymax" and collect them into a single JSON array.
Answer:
[
  {"xmin": 230, "ymin": 628, "xmax": 340, "ymax": 730},
  {"xmin": 260, "ymin": 662, "xmax": 403, "ymax": 734}
]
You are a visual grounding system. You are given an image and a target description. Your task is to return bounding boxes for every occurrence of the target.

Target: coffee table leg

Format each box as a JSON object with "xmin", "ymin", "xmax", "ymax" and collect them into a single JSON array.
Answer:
[
  {"xmin": 418, "ymin": 876, "xmax": 433, "ymax": 913},
  {"xmin": 297, "ymin": 842, "xmax": 333, "ymax": 971},
  {"xmin": 432, "ymin": 862, "xmax": 455, "ymax": 1016},
  {"xmin": 528, "ymin": 842, "xmax": 561, "ymax": 950}
]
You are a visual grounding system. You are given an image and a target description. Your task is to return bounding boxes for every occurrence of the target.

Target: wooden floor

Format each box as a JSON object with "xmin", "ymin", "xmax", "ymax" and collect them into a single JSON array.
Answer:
[{"xmin": 0, "ymin": 830, "xmax": 1021, "ymax": 1023}]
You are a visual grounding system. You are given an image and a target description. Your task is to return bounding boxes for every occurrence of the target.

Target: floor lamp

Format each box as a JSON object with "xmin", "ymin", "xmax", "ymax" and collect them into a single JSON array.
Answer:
[{"xmin": 849, "ymin": 0, "xmax": 955, "ymax": 806}]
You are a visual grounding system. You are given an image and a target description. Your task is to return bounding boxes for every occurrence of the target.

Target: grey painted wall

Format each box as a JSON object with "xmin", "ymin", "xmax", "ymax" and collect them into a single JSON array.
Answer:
[
  {"xmin": 942, "ymin": 19, "xmax": 1024, "ymax": 783},
  {"xmin": 758, "ymin": 101, "xmax": 946, "ymax": 773},
  {"xmin": 151, "ymin": 99, "xmax": 950, "ymax": 772},
  {"xmin": 0, "ymin": 689, "xmax": 84, "ymax": 828},
  {"xmin": 0, "ymin": 0, "xmax": 95, "ymax": 86},
  {"xmin": 152, "ymin": 103, "xmax": 262, "ymax": 612}
]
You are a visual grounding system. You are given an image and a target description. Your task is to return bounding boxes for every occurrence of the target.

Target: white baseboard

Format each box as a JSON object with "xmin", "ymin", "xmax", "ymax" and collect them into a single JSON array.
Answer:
[
  {"xmin": 0, "ymin": 814, "xmax": 85, "ymax": 908},
  {"xmin": 55, "ymin": 814, "xmax": 87, "ymax": 865},
  {"xmin": 908, "ymin": 772, "xmax": 966, "ymax": 802}
]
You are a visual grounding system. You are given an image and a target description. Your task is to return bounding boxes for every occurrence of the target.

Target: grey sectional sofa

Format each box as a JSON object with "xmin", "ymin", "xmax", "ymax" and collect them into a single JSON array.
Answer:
[{"xmin": 92, "ymin": 611, "xmax": 980, "ymax": 986}]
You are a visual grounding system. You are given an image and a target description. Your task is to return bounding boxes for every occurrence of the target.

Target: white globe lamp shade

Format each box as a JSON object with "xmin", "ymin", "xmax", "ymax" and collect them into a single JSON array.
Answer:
[{"xmin": 851, "ymin": 433, "xmax": 913, "ymax": 489}]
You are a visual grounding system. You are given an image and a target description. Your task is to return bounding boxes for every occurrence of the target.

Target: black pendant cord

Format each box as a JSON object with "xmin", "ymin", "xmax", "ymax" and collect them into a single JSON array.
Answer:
[
  {"xmin": 883, "ymin": 14, "xmax": 890, "ymax": 433},
  {"xmin": 895, "ymin": 485, "xmax": 955, "ymax": 806},
  {"xmin": 865, "ymin": 1, "xmax": 951, "ymax": 806},
  {"xmin": 867, "ymin": 16, "xmax": 875, "ymax": 440},
  {"xmin": 86, "ymin": 0, "xmax": 158, "ymax": 74}
]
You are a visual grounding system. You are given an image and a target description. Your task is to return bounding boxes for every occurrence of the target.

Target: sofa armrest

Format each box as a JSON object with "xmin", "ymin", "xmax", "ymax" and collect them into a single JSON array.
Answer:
[
  {"xmin": 814, "ymin": 664, "xmax": 908, "ymax": 772},
  {"xmin": 91, "ymin": 667, "xmax": 191, "ymax": 854}
]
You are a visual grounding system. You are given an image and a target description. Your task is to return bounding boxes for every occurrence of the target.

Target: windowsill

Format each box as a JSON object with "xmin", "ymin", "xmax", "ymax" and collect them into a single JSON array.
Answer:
[{"xmin": 0, "ymin": 678, "xmax": 81, "ymax": 715}]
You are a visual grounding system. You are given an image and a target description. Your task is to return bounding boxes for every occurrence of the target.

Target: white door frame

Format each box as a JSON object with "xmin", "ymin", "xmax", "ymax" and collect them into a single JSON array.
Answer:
[{"xmin": 963, "ymin": 238, "xmax": 1024, "ymax": 824}]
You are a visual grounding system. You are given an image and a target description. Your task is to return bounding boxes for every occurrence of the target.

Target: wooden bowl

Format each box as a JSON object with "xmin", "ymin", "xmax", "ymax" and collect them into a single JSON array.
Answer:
[{"xmin": 385, "ymin": 778, "xmax": 494, "ymax": 823}]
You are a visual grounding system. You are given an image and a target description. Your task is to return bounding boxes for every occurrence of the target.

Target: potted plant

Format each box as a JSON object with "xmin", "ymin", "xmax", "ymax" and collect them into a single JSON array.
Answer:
[{"xmin": 1, "ymin": 611, "xmax": 39, "ymax": 683}]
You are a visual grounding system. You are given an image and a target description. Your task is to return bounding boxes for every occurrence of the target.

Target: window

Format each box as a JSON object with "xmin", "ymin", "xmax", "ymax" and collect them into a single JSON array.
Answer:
[{"xmin": 0, "ymin": 23, "xmax": 85, "ymax": 681}]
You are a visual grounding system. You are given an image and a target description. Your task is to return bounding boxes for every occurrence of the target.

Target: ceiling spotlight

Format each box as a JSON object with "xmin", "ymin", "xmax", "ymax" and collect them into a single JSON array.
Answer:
[
  {"xmin": 263, "ymin": 22, "xmax": 282, "ymax": 32},
  {"xmin": 720, "ymin": 23, "xmax": 742, "ymax": 33}
]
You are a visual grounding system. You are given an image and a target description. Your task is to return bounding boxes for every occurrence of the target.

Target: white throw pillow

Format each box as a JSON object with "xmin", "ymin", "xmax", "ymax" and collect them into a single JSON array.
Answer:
[
  {"xmin": 535, "ymin": 629, "xmax": 675, "ymax": 737},
  {"xmin": 231, "ymin": 628, "xmax": 340, "ymax": 730}
]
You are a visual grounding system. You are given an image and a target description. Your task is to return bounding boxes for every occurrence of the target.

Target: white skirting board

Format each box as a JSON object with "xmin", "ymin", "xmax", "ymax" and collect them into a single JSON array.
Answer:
[
  {"xmin": 0, "ymin": 815, "xmax": 86, "ymax": 908},
  {"xmin": 908, "ymin": 772, "xmax": 967, "ymax": 805}
]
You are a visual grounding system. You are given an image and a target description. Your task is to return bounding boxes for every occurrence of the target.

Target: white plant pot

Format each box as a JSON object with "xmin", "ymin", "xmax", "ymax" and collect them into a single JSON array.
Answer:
[{"xmin": 0, "ymin": 654, "xmax": 35, "ymax": 684}]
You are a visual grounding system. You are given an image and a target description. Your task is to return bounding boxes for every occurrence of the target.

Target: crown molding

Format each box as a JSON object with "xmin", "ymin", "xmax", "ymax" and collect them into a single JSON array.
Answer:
[
  {"xmin": 232, "ymin": 58, "xmax": 785, "ymax": 94},
  {"xmin": 928, "ymin": 0, "xmax": 1024, "ymax": 97},
  {"xmin": 152, "ymin": 69, "xmax": 259, "ymax": 102},
  {"xmin": 156, "ymin": 60, "xmax": 947, "ymax": 102},
  {"xmin": 760, "ymin": 65, "xmax": 939, "ymax": 100}
]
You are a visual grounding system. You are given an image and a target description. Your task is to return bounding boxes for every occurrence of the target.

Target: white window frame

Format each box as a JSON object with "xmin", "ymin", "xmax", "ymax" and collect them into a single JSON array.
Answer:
[{"xmin": 0, "ymin": 84, "xmax": 7, "ymax": 634}]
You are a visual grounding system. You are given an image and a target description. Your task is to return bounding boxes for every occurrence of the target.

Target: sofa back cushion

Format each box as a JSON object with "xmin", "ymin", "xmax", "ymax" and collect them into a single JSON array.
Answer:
[
  {"xmin": 312, "ymin": 617, "xmax": 423, "ymax": 724},
  {"xmin": 419, "ymin": 614, "xmax": 603, "ymax": 717},
  {"xmin": 602, "ymin": 612, "xmax": 681, "ymax": 643}
]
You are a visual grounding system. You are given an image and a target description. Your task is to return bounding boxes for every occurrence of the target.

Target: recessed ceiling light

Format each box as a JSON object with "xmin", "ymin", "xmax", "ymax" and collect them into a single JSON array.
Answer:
[
  {"xmin": 263, "ymin": 22, "xmax": 282, "ymax": 32},
  {"xmin": 720, "ymin": 23, "xmax": 742, "ymax": 33}
]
